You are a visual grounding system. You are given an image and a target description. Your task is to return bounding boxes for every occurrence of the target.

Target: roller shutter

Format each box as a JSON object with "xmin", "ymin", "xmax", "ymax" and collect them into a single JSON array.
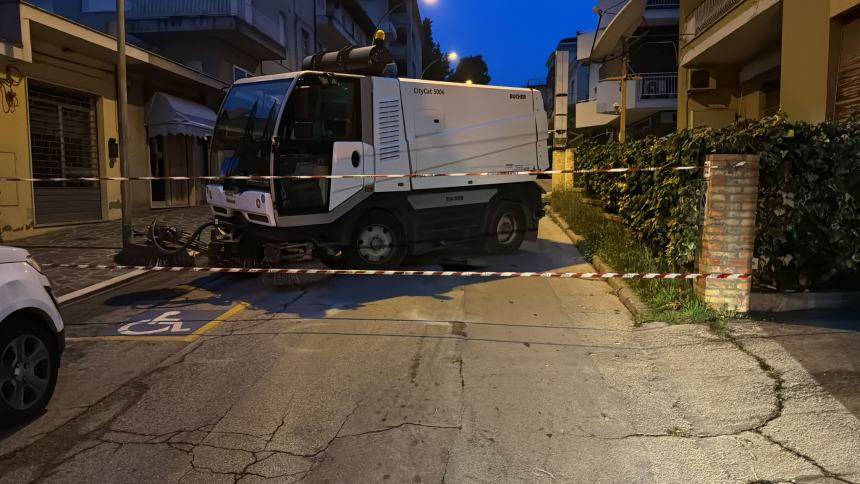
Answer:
[
  {"xmin": 835, "ymin": 14, "xmax": 860, "ymax": 123},
  {"xmin": 28, "ymin": 82, "xmax": 102, "ymax": 225}
]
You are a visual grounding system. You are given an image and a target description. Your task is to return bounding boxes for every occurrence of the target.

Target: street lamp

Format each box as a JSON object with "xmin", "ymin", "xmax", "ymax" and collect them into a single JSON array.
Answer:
[{"xmin": 421, "ymin": 51, "xmax": 458, "ymax": 79}]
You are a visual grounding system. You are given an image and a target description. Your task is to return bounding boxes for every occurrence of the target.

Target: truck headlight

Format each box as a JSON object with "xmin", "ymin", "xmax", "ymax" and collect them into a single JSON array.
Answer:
[{"xmin": 25, "ymin": 256, "xmax": 44, "ymax": 274}]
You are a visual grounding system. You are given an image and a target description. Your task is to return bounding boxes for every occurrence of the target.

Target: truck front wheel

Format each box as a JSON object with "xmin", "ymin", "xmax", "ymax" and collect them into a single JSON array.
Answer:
[
  {"xmin": 344, "ymin": 211, "xmax": 408, "ymax": 269},
  {"xmin": 484, "ymin": 202, "xmax": 526, "ymax": 254}
]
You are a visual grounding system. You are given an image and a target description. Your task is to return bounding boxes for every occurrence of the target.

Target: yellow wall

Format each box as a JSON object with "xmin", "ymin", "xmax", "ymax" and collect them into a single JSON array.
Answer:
[
  {"xmin": 0, "ymin": 48, "xmax": 150, "ymax": 241},
  {"xmin": 780, "ymin": 0, "xmax": 832, "ymax": 123},
  {"xmin": 0, "ymin": 59, "xmax": 35, "ymax": 240},
  {"xmin": 678, "ymin": 0, "xmax": 858, "ymax": 130}
]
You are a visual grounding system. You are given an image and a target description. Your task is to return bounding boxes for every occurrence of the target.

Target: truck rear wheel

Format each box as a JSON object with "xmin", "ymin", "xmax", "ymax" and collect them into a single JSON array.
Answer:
[
  {"xmin": 344, "ymin": 211, "xmax": 408, "ymax": 269},
  {"xmin": 484, "ymin": 202, "xmax": 526, "ymax": 254}
]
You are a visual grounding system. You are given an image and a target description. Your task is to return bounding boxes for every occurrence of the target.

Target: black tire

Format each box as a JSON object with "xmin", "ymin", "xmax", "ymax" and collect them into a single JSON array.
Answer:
[
  {"xmin": 484, "ymin": 202, "xmax": 526, "ymax": 254},
  {"xmin": 0, "ymin": 316, "xmax": 60, "ymax": 426},
  {"xmin": 343, "ymin": 211, "xmax": 408, "ymax": 269}
]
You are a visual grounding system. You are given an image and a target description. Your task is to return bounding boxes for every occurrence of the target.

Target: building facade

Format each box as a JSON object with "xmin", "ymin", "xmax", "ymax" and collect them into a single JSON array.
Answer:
[
  {"xmin": 545, "ymin": 37, "xmax": 579, "ymax": 149},
  {"xmin": 25, "ymin": 0, "xmax": 378, "ymax": 83},
  {"xmin": 576, "ymin": 0, "xmax": 681, "ymax": 141},
  {"xmin": 360, "ymin": 0, "xmax": 423, "ymax": 78},
  {"xmin": 678, "ymin": 0, "xmax": 860, "ymax": 129},
  {"xmin": 0, "ymin": 0, "xmax": 395, "ymax": 241},
  {"xmin": 0, "ymin": 1, "xmax": 228, "ymax": 240}
]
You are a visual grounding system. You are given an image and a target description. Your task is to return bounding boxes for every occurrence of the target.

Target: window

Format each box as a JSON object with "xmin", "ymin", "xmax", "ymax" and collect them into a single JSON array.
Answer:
[
  {"xmin": 300, "ymin": 29, "xmax": 311, "ymax": 61},
  {"xmin": 212, "ymin": 79, "xmax": 292, "ymax": 192},
  {"xmin": 30, "ymin": 0, "xmax": 55, "ymax": 10},
  {"xmin": 81, "ymin": 0, "xmax": 118, "ymax": 12},
  {"xmin": 233, "ymin": 66, "xmax": 252, "ymax": 82},
  {"xmin": 279, "ymin": 13, "xmax": 288, "ymax": 46}
]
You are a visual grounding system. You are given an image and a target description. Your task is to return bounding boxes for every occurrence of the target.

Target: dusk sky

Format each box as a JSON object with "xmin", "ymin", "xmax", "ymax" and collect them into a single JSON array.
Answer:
[{"xmin": 422, "ymin": 0, "xmax": 598, "ymax": 87}]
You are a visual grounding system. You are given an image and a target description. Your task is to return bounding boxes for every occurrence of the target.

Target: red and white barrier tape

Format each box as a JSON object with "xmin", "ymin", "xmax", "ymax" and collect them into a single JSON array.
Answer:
[
  {"xmin": 0, "ymin": 166, "xmax": 702, "ymax": 183},
  {"xmin": 38, "ymin": 263, "xmax": 749, "ymax": 280}
]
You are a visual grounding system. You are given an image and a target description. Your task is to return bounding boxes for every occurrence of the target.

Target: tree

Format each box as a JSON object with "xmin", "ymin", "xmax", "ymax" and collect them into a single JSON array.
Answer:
[
  {"xmin": 420, "ymin": 18, "xmax": 450, "ymax": 81},
  {"xmin": 447, "ymin": 55, "xmax": 491, "ymax": 85}
]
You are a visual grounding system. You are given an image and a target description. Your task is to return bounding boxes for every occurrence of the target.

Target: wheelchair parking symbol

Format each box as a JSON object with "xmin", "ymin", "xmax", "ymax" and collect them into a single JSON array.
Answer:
[
  {"xmin": 118, "ymin": 311, "xmax": 191, "ymax": 336},
  {"xmin": 109, "ymin": 309, "xmax": 229, "ymax": 337}
]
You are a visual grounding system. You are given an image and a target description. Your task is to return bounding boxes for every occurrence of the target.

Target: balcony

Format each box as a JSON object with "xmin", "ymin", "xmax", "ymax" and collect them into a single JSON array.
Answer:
[
  {"xmin": 576, "ymin": 100, "xmax": 619, "ymax": 128},
  {"xmin": 594, "ymin": 73, "xmax": 678, "ymax": 121},
  {"xmin": 638, "ymin": 72, "xmax": 678, "ymax": 100},
  {"xmin": 684, "ymin": 0, "xmax": 745, "ymax": 39},
  {"xmin": 317, "ymin": 0, "xmax": 375, "ymax": 49},
  {"xmin": 680, "ymin": 0, "xmax": 781, "ymax": 67},
  {"xmin": 125, "ymin": 0, "xmax": 284, "ymax": 60}
]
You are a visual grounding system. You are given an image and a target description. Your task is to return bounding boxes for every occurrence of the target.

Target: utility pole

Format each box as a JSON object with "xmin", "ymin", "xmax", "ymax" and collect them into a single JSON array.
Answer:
[
  {"xmin": 604, "ymin": 38, "xmax": 640, "ymax": 143},
  {"xmin": 619, "ymin": 58, "xmax": 628, "ymax": 143},
  {"xmin": 117, "ymin": 0, "xmax": 132, "ymax": 247}
]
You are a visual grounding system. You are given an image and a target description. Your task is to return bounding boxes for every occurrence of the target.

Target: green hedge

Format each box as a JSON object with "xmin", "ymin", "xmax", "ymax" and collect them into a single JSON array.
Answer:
[{"xmin": 573, "ymin": 114, "xmax": 860, "ymax": 291}]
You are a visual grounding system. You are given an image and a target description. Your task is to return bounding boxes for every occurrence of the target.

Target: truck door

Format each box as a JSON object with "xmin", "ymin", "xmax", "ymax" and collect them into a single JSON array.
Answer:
[
  {"xmin": 329, "ymin": 140, "xmax": 373, "ymax": 209},
  {"xmin": 274, "ymin": 74, "xmax": 365, "ymax": 215}
]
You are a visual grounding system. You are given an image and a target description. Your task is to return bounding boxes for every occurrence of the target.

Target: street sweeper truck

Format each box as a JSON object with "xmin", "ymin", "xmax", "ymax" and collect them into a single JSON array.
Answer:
[{"xmin": 166, "ymin": 33, "xmax": 549, "ymax": 269}]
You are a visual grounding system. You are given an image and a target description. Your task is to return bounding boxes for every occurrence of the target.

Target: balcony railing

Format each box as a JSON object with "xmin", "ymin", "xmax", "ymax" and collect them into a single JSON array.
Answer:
[
  {"xmin": 646, "ymin": 0, "xmax": 680, "ymax": 8},
  {"xmin": 127, "ymin": 0, "xmax": 281, "ymax": 45},
  {"xmin": 684, "ymin": 0, "xmax": 745, "ymax": 38},
  {"xmin": 638, "ymin": 72, "xmax": 678, "ymax": 99}
]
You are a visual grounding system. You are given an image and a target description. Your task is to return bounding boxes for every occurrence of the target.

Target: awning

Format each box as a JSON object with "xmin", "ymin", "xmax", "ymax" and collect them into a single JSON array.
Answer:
[
  {"xmin": 145, "ymin": 92, "xmax": 217, "ymax": 138},
  {"xmin": 591, "ymin": 0, "xmax": 647, "ymax": 61}
]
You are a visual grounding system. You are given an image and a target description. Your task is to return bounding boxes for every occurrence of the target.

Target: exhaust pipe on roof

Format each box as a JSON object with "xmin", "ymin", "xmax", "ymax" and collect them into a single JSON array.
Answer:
[{"xmin": 302, "ymin": 30, "xmax": 395, "ymax": 76}]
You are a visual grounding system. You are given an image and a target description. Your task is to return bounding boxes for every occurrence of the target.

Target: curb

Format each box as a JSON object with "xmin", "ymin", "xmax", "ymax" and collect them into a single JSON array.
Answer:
[
  {"xmin": 546, "ymin": 208, "xmax": 583, "ymax": 244},
  {"xmin": 591, "ymin": 256, "xmax": 650, "ymax": 318},
  {"xmin": 57, "ymin": 269, "xmax": 150, "ymax": 307},
  {"xmin": 546, "ymin": 208, "xmax": 649, "ymax": 318}
]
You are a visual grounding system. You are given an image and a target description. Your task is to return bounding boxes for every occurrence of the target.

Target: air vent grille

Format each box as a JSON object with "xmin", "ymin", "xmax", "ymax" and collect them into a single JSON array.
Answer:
[{"xmin": 377, "ymin": 99, "xmax": 402, "ymax": 161}]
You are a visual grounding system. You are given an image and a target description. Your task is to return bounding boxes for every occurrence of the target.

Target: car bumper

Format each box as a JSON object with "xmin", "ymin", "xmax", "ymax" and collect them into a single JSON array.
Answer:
[{"xmin": 57, "ymin": 329, "xmax": 65, "ymax": 354}]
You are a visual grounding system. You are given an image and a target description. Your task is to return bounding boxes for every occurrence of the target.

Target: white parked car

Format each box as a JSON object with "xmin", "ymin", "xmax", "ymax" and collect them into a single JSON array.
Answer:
[{"xmin": 0, "ymin": 246, "xmax": 64, "ymax": 425}]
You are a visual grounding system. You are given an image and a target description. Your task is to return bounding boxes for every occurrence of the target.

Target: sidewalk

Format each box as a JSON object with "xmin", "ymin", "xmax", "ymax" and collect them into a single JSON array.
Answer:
[
  {"xmin": 9, "ymin": 207, "xmax": 211, "ymax": 299},
  {"xmin": 751, "ymin": 309, "xmax": 860, "ymax": 419}
]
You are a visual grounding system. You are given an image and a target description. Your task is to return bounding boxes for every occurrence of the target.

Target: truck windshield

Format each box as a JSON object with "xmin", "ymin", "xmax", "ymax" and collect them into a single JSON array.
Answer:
[{"xmin": 211, "ymin": 79, "xmax": 292, "ymax": 190}]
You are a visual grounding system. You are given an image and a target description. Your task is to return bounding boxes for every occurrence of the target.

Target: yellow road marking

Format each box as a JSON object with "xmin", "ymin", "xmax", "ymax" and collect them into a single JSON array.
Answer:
[
  {"xmin": 186, "ymin": 302, "xmax": 251, "ymax": 342},
  {"xmin": 66, "ymin": 302, "xmax": 251, "ymax": 343},
  {"xmin": 66, "ymin": 335, "xmax": 191, "ymax": 343}
]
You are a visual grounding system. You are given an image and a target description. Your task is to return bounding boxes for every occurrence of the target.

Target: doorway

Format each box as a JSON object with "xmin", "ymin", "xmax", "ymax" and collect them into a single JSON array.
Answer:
[
  {"xmin": 149, "ymin": 135, "xmax": 206, "ymax": 208},
  {"xmin": 28, "ymin": 81, "xmax": 102, "ymax": 225}
]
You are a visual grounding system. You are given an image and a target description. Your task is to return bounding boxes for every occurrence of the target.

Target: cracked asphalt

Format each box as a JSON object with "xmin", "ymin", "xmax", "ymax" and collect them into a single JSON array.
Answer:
[{"xmin": 1, "ymin": 218, "xmax": 858, "ymax": 483}]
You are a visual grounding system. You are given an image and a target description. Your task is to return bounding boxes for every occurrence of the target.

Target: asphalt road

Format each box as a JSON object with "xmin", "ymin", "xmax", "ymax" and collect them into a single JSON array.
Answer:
[{"xmin": 1, "ymin": 218, "xmax": 859, "ymax": 483}]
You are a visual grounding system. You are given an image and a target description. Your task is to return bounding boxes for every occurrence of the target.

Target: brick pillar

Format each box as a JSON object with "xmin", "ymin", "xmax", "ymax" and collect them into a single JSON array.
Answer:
[
  {"xmin": 552, "ymin": 149, "xmax": 566, "ymax": 191},
  {"xmin": 564, "ymin": 148, "xmax": 574, "ymax": 189},
  {"xmin": 695, "ymin": 154, "xmax": 760, "ymax": 313}
]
